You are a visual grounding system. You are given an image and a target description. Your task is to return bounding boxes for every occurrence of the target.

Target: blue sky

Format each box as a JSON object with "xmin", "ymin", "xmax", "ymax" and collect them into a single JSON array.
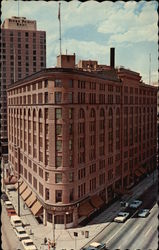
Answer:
[{"xmin": 2, "ymin": 0, "xmax": 158, "ymax": 84}]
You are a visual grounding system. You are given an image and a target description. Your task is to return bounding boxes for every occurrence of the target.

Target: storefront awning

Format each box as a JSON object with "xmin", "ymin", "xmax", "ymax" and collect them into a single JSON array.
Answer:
[
  {"xmin": 139, "ymin": 167, "xmax": 146, "ymax": 174},
  {"xmin": 79, "ymin": 201, "xmax": 95, "ymax": 217},
  {"xmin": 90, "ymin": 195, "xmax": 104, "ymax": 209},
  {"xmin": 19, "ymin": 182, "xmax": 27, "ymax": 194},
  {"xmin": 30, "ymin": 200, "xmax": 43, "ymax": 216},
  {"xmin": 135, "ymin": 170, "xmax": 142, "ymax": 177},
  {"xmin": 21, "ymin": 188, "xmax": 32, "ymax": 201},
  {"xmin": 25, "ymin": 193, "xmax": 36, "ymax": 208}
]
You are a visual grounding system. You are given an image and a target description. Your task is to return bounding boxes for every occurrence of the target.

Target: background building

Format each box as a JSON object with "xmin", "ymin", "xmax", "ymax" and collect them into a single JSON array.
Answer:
[
  {"xmin": 0, "ymin": 16, "xmax": 46, "ymax": 163},
  {"xmin": 7, "ymin": 50, "xmax": 157, "ymax": 228}
]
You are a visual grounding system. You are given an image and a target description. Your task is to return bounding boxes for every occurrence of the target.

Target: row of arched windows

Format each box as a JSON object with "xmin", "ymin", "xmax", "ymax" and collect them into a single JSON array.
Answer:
[
  {"xmin": 78, "ymin": 107, "xmax": 121, "ymax": 119},
  {"xmin": 8, "ymin": 108, "xmax": 48, "ymax": 120}
]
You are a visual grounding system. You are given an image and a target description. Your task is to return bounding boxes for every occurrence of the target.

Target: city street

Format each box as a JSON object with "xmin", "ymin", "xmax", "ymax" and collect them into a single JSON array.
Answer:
[
  {"xmin": 85, "ymin": 182, "xmax": 158, "ymax": 250},
  {"xmin": 1, "ymin": 201, "xmax": 24, "ymax": 250},
  {"xmin": 1, "ymin": 174, "xmax": 158, "ymax": 250}
]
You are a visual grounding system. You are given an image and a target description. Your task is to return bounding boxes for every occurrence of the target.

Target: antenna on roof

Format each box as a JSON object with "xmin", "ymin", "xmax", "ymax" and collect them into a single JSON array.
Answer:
[
  {"xmin": 149, "ymin": 53, "xmax": 151, "ymax": 85},
  {"xmin": 58, "ymin": 2, "xmax": 62, "ymax": 56}
]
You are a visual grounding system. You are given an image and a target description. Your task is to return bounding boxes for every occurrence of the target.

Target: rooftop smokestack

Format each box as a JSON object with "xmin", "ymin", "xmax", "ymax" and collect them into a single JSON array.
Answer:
[{"xmin": 110, "ymin": 47, "xmax": 115, "ymax": 68}]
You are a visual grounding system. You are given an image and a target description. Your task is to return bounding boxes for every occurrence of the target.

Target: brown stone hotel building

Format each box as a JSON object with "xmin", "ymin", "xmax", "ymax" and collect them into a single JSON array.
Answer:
[{"xmin": 7, "ymin": 51, "xmax": 157, "ymax": 228}]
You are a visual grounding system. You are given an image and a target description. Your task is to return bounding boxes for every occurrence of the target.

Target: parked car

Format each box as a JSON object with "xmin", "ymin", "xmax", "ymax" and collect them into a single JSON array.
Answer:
[
  {"xmin": 1, "ymin": 192, "xmax": 9, "ymax": 202},
  {"xmin": 7, "ymin": 208, "xmax": 17, "ymax": 217},
  {"xmin": 4, "ymin": 200, "xmax": 14, "ymax": 210},
  {"xmin": 21, "ymin": 239, "xmax": 37, "ymax": 250},
  {"xmin": 10, "ymin": 215, "xmax": 23, "ymax": 228},
  {"xmin": 82, "ymin": 242, "xmax": 107, "ymax": 250},
  {"xmin": 138, "ymin": 209, "xmax": 150, "ymax": 218},
  {"xmin": 114, "ymin": 211, "xmax": 130, "ymax": 223},
  {"xmin": 129, "ymin": 200, "xmax": 142, "ymax": 209},
  {"xmin": 14, "ymin": 226, "xmax": 30, "ymax": 241}
]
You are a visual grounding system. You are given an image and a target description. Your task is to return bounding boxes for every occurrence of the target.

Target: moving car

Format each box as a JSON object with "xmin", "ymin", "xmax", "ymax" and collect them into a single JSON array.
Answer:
[
  {"xmin": 14, "ymin": 226, "xmax": 30, "ymax": 241},
  {"xmin": 138, "ymin": 209, "xmax": 150, "ymax": 218},
  {"xmin": 82, "ymin": 242, "xmax": 106, "ymax": 250},
  {"xmin": 129, "ymin": 200, "xmax": 142, "ymax": 209},
  {"xmin": 114, "ymin": 211, "xmax": 129, "ymax": 223},
  {"xmin": 21, "ymin": 239, "xmax": 37, "ymax": 250},
  {"xmin": 10, "ymin": 215, "xmax": 23, "ymax": 228}
]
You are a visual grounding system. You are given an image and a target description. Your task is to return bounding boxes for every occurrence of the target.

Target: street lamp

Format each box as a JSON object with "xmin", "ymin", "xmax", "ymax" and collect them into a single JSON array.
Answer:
[
  {"xmin": 65, "ymin": 211, "xmax": 69, "ymax": 229},
  {"xmin": 52, "ymin": 213, "xmax": 55, "ymax": 250},
  {"xmin": 14, "ymin": 145, "xmax": 20, "ymax": 217}
]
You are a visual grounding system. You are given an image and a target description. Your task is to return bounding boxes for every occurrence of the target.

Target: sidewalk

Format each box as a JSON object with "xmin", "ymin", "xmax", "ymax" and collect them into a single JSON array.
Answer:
[{"xmin": 6, "ymin": 171, "xmax": 157, "ymax": 250}]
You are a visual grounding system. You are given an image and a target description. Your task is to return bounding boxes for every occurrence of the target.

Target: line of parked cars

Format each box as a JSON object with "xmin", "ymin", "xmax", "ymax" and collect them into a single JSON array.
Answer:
[
  {"xmin": 114, "ymin": 199, "xmax": 150, "ymax": 223},
  {"xmin": 1, "ymin": 191, "xmax": 37, "ymax": 250}
]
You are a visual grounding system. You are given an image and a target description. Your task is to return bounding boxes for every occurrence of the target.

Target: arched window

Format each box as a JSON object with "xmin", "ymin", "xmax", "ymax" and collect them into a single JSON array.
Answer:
[
  {"xmin": 39, "ymin": 109, "xmax": 43, "ymax": 119},
  {"xmin": 90, "ymin": 108, "xmax": 95, "ymax": 118},
  {"xmin": 33, "ymin": 109, "xmax": 36, "ymax": 119},
  {"xmin": 108, "ymin": 108, "xmax": 113, "ymax": 117},
  {"xmin": 78, "ymin": 108, "xmax": 85, "ymax": 119},
  {"xmin": 100, "ymin": 108, "xmax": 105, "ymax": 117},
  {"xmin": 28, "ymin": 109, "xmax": 31, "ymax": 118}
]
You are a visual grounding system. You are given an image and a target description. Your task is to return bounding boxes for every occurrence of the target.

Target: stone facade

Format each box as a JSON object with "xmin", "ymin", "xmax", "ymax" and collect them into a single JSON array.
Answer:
[{"xmin": 7, "ymin": 55, "xmax": 157, "ymax": 228}]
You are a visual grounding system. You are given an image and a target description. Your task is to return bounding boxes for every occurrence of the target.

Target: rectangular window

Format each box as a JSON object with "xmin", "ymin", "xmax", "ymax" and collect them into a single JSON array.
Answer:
[
  {"xmin": 44, "ymin": 92, "xmax": 48, "ymax": 103},
  {"xmin": 69, "ymin": 108, "xmax": 73, "ymax": 119},
  {"xmin": 56, "ymin": 124, "xmax": 62, "ymax": 135},
  {"xmin": 39, "ymin": 167, "xmax": 43, "ymax": 178},
  {"xmin": 55, "ymin": 173, "xmax": 62, "ymax": 183},
  {"xmin": 33, "ymin": 163, "xmax": 37, "ymax": 173},
  {"xmin": 45, "ymin": 188, "xmax": 49, "ymax": 200},
  {"xmin": 55, "ymin": 108, "xmax": 62, "ymax": 119},
  {"xmin": 68, "ymin": 92, "xmax": 73, "ymax": 103},
  {"xmin": 38, "ymin": 93, "xmax": 43, "ymax": 104},
  {"xmin": 55, "ymin": 190, "xmax": 62, "ymax": 202},
  {"xmin": 69, "ymin": 172, "xmax": 74, "ymax": 182},
  {"xmin": 33, "ymin": 177, "xmax": 37, "ymax": 189},
  {"xmin": 55, "ymin": 79, "xmax": 62, "ymax": 87},
  {"xmin": 39, "ymin": 182, "xmax": 43, "ymax": 196},
  {"xmin": 56, "ymin": 140, "xmax": 62, "ymax": 151},
  {"xmin": 55, "ymin": 92, "xmax": 62, "ymax": 103},
  {"xmin": 68, "ymin": 79, "xmax": 73, "ymax": 88},
  {"xmin": 56, "ymin": 156, "xmax": 62, "ymax": 168}
]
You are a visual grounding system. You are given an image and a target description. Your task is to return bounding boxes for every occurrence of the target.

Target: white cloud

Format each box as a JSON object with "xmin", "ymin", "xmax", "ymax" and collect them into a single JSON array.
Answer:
[
  {"xmin": 97, "ymin": 0, "xmax": 158, "ymax": 44},
  {"xmin": 1, "ymin": 0, "xmax": 158, "ymax": 83}
]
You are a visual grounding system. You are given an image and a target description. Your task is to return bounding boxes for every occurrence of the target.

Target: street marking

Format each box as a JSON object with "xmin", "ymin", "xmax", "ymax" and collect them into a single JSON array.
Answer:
[
  {"xmin": 145, "ymin": 226, "xmax": 152, "ymax": 237},
  {"xmin": 131, "ymin": 224, "xmax": 139, "ymax": 234},
  {"xmin": 107, "ymin": 210, "xmax": 138, "ymax": 244}
]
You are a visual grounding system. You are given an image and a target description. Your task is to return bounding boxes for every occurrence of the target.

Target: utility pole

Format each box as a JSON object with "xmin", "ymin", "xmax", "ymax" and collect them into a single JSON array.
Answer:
[
  {"xmin": 16, "ymin": 146, "xmax": 20, "ymax": 216},
  {"xmin": 52, "ymin": 213, "xmax": 55, "ymax": 250}
]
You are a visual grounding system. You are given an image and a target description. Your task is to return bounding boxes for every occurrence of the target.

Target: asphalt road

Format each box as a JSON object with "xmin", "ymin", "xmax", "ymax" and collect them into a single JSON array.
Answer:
[
  {"xmin": 88, "ymin": 182, "xmax": 158, "ymax": 250},
  {"xmin": 1, "ymin": 201, "xmax": 24, "ymax": 250}
]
